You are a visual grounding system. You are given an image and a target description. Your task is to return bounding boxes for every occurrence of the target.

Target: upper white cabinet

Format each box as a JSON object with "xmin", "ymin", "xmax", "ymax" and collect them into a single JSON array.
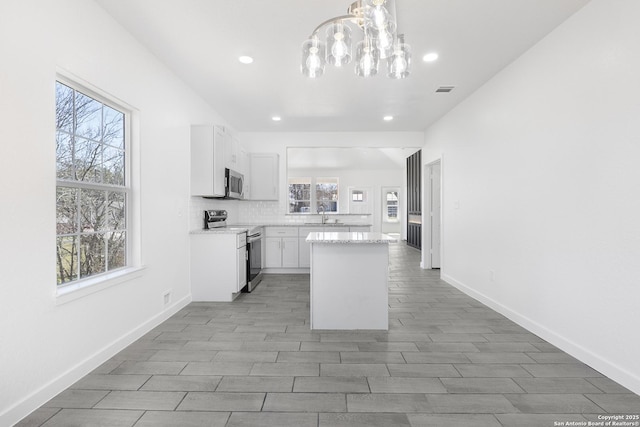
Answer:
[
  {"xmin": 249, "ymin": 153, "xmax": 279, "ymax": 200},
  {"xmin": 223, "ymin": 132, "xmax": 239, "ymax": 171},
  {"xmin": 190, "ymin": 125, "xmax": 225, "ymax": 197}
]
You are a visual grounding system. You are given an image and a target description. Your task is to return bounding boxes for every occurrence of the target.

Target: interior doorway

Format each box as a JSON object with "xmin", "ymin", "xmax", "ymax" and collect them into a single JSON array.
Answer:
[{"xmin": 424, "ymin": 160, "xmax": 442, "ymax": 269}]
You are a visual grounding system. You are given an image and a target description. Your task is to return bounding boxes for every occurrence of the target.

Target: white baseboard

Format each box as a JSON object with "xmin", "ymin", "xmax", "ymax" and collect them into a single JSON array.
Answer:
[
  {"xmin": 2, "ymin": 294, "xmax": 191, "ymax": 427},
  {"xmin": 441, "ymin": 273, "xmax": 640, "ymax": 395}
]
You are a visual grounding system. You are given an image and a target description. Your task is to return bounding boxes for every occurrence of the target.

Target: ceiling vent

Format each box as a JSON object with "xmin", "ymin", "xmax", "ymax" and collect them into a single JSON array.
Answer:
[{"xmin": 436, "ymin": 86, "xmax": 455, "ymax": 93}]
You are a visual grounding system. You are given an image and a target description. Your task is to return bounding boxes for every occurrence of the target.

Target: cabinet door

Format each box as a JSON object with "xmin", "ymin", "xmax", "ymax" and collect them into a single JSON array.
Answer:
[
  {"xmin": 249, "ymin": 153, "xmax": 279, "ymax": 200},
  {"xmin": 265, "ymin": 237, "xmax": 282, "ymax": 268},
  {"xmin": 236, "ymin": 246, "xmax": 247, "ymax": 292},
  {"xmin": 223, "ymin": 130, "xmax": 238, "ymax": 170},
  {"xmin": 281, "ymin": 237, "xmax": 299, "ymax": 268},
  {"xmin": 190, "ymin": 125, "xmax": 225, "ymax": 197}
]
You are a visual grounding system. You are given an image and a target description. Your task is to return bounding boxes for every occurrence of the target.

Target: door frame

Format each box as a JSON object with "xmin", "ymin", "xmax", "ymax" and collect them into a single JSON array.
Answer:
[{"xmin": 422, "ymin": 158, "xmax": 443, "ymax": 270}]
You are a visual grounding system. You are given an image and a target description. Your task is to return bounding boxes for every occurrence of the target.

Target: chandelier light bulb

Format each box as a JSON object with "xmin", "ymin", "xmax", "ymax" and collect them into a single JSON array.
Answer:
[
  {"xmin": 390, "ymin": 55, "xmax": 407, "ymax": 75},
  {"xmin": 376, "ymin": 30, "xmax": 394, "ymax": 58},
  {"xmin": 331, "ymin": 37, "xmax": 348, "ymax": 61},
  {"xmin": 307, "ymin": 52, "xmax": 322, "ymax": 72},
  {"xmin": 326, "ymin": 22, "xmax": 352, "ymax": 66}
]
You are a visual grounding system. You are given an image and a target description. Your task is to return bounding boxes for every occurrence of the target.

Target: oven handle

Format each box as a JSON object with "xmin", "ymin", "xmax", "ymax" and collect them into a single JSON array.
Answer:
[{"xmin": 247, "ymin": 234, "xmax": 263, "ymax": 244}]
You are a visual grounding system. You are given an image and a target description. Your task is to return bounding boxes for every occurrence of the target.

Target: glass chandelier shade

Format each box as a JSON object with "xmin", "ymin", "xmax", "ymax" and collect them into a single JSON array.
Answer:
[
  {"xmin": 354, "ymin": 39, "xmax": 379, "ymax": 77},
  {"xmin": 362, "ymin": 0, "xmax": 397, "ymax": 40},
  {"xmin": 301, "ymin": 37, "xmax": 327, "ymax": 78},
  {"xmin": 387, "ymin": 34, "xmax": 411, "ymax": 79},
  {"xmin": 301, "ymin": 0, "xmax": 409, "ymax": 79}
]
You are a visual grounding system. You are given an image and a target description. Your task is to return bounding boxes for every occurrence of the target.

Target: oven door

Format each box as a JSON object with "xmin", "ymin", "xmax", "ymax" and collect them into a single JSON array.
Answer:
[{"xmin": 246, "ymin": 234, "xmax": 263, "ymax": 292}]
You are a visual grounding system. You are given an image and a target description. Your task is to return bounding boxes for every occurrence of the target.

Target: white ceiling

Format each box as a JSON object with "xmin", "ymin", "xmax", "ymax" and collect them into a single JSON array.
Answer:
[{"xmin": 95, "ymin": 0, "xmax": 589, "ymax": 133}]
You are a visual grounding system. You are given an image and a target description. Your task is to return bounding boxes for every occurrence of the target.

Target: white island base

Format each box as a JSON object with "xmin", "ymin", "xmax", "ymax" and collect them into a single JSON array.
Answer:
[{"xmin": 308, "ymin": 232, "xmax": 396, "ymax": 330}]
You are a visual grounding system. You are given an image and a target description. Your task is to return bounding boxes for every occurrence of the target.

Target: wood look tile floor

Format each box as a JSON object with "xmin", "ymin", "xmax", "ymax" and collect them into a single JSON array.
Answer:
[{"xmin": 20, "ymin": 243, "xmax": 640, "ymax": 426}]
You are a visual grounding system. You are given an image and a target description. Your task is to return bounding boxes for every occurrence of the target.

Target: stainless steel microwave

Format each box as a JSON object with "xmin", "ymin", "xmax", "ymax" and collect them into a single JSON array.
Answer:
[{"xmin": 225, "ymin": 168, "xmax": 244, "ymax": 199}]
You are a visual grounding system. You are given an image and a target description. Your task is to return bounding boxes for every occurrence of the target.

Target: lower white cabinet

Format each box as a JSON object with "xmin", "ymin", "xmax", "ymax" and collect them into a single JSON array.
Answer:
[
  {"xmin": 265, "ymin": 225, "xmax": 373, "ymax": 270},
  {"xmin": 265, "ymin": 227, "xmax": 298, "ymax": 268},
  {"xmin": 190, "ymin": 232, "xmax": 247, "ymax": 301}
]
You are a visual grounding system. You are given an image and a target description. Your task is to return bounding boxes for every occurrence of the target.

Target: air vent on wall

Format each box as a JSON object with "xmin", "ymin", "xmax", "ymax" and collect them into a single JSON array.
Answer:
[{"xmin": 436, "ymin": 86, "xmax": 455, "ymax": 93}]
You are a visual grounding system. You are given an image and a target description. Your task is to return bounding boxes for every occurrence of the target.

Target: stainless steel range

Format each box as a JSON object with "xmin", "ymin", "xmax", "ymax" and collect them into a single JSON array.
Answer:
[
  {"xmin": 203, "ymin": 209, "xmax": 228, "ymax": 229},
  {"xmin": 244, "ymin": 226, "xmax": 263, "ymax": 292}
]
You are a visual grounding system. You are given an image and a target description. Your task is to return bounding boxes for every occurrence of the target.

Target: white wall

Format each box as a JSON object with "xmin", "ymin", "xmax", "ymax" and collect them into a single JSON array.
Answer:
[
  {"xmin": 237, "ymin": 132, "xmax": 422, "ymax": 230},
  {"xmin": 422, "ymin": 0, "xmax": 640, "ymax": 394},
  {"xmin": 0, "ymin": 1, "xmax": 225, "ymax": 424}
]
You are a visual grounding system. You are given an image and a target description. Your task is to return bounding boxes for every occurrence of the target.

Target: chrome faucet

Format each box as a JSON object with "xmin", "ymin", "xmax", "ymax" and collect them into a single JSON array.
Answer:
[{"xmin": 317, "ymin": 204, "xmax": 326, "ymax": 224}]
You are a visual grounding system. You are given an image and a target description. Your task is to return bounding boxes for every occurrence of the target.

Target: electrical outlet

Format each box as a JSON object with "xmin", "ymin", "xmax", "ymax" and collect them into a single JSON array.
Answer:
[
  {"xmin": 163, "ymin": 291, "xmax": 171, "ymax": 306},
  {"xmin": 489, "ymin": 270, "xmax": 495, "ymax": 282}
]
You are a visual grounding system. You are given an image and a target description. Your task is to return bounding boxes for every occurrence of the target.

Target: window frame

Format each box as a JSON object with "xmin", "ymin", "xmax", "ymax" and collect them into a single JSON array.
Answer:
[
  {"xmin": 55, "ymin": 73, "xmax": 141, "ymax": 301},
  {"xmin": 315, "ymin": 177, "xmax": 339, "ymax": 213},
  {"xmin": 288, "ymin": 176, "xmax": 339, "ymax": 214}
]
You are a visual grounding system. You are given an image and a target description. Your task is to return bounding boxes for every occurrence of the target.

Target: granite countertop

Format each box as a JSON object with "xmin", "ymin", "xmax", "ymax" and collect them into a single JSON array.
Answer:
[
  {"xmin": 191, "ymin": 224, "xmax": 373, "ymax": 234},
  {"xmin": 306, "ymin": 232, "xmax": 397, "ymax": 244},
  {"xmin": 190, "ymin": 227, "xmax": 248, "ymax": 235},
  {"xmin": 262, "ymin": 223, "xmax": 372, "ymax": 227}
]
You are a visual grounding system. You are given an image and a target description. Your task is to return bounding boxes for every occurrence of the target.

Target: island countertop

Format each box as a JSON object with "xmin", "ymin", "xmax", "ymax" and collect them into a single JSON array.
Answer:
[{"xmin": 306, "ymin": 232, "xmax": 397, "ymax": 244}]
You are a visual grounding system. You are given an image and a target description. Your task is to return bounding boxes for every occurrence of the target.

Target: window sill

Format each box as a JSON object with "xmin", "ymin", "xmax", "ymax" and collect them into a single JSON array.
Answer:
[{"xmin": 55, "ymin": 266, "xmax": 145, "ymax": 306}]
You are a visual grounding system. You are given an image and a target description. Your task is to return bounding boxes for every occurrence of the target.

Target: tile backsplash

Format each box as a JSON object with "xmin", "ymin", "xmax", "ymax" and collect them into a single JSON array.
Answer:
[{"xmin": 190, "ymin": 197, "xmax": 371, "ymax": 230}]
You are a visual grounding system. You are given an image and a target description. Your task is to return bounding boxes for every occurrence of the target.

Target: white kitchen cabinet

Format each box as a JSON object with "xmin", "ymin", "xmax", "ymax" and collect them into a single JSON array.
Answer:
[
  {"xmin": 223, "ymin": 131, "xmax": 239, "ymax": 170},
  {"xmin": 190, "ymin": 232, "xmax": 247, "ymax": 301},
  {"xmin": 249, "ymin": 153, "xmax": 279, "ymax": 200},
  {"xmin": 265, "ymin": 227, "xmax": 298, "ymax": 268},
  {"xmin": 190, "ymin": 125, "xmax": 225, "ymax": 197},
  {"xmin": 298, "ymin": 227, "xmax": 323, "ymax": 268},
  {"xmin": 236, "ymin": 244, "xmax": 247, "ymax": 292},
  {"xmin": 239, "ymin": 146, "xmax": 250, "ymax": 197}
]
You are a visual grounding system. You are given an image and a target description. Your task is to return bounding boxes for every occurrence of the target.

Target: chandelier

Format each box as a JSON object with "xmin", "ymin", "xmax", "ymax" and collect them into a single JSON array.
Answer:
[{"xmin": 301, "ymin": 0, "xmax": 411, "ymax": 79}]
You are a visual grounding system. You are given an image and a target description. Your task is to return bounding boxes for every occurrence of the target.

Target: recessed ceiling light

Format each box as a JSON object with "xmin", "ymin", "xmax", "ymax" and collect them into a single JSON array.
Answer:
[
  {"xmin": 423, "ymin": 52, "xmax": 439, "ymax": 62},
  {"xmin": 383, "ymin": 116, "xmax": 394, "ymax": 121},
  {"xmin": 272, "ymin": 116, "xmax": 282, "ymax": 122},
  {"xmin": 238, "ymin": 55, "xmax": 254, "ymax": 64}
]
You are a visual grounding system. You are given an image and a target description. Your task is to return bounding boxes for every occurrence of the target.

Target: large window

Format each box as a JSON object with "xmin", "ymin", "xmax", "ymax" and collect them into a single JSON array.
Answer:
[
  {"xmin": 288, "ymin": 177, "xmax": 311, "ymax": 213},
  {"xmin": 288, "ymin": 177, "xmax": 339, "ymax": 213},
  {"xmin": 55, "ymin": 80, "xmax": 129, "ymax": 286}
]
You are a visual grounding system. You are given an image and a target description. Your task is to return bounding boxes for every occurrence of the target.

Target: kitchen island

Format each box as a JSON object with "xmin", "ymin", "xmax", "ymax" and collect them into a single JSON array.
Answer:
[{"xmin": 306, "ymin": 232, "xmax": 396, "ymax": 330}]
